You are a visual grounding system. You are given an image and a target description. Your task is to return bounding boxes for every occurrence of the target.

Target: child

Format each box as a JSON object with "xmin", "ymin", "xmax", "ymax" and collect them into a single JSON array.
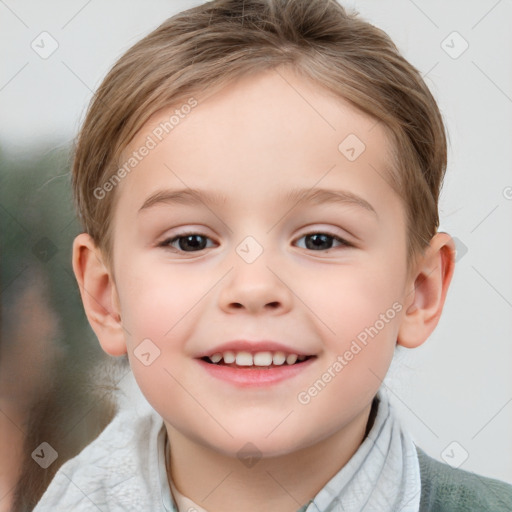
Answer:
[{"xmin": 33, "ymin": 0, "xmax": 512, "ymax": 510}]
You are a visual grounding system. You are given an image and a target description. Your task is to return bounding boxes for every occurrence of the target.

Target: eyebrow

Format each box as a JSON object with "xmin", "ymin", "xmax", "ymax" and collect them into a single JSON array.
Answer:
[{"xmin": 138, "ymin": 186, "xmax": 377, "ymax": 216}]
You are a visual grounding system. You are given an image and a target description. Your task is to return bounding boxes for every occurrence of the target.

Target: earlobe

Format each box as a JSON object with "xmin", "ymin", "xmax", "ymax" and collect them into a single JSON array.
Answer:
[
  {"xmin": 397, "ymin": 232, "xmax": 456, "ymax": 349},
  {"xmin": 72, "ymin": 233, "xmax": 127, "ymax": 356}
]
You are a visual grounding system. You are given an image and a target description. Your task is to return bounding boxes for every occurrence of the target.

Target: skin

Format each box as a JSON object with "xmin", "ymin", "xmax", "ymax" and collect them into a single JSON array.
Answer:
[{"xmin": 73, "ymin": 67, "xmax": 455, "ymax": 512}]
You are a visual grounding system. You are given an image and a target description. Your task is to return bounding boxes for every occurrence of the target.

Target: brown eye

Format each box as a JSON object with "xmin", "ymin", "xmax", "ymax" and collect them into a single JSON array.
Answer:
[
  {"xmin": 295, "ymin": 232, "xmax": 351, "ymax": 251},
  {"xmin": 160, "ymin": 233, "xmax": 214, "ymax": 252}
]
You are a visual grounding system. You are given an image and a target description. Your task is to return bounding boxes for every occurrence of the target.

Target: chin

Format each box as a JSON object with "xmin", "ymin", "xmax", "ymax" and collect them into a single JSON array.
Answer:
[
  {"xmin": 192, "ymin": 423, "xmax": 317, "ymax": 460},
  {"xmin": 214, "ymin": 438, "xmax": 301, "ymax": 460}
]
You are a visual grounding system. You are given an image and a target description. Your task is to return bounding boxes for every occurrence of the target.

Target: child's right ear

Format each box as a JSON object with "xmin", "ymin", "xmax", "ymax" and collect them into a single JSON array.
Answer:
[{"xmin": 72, "ymin": 233, "xmax": 127, "ymax": 356}]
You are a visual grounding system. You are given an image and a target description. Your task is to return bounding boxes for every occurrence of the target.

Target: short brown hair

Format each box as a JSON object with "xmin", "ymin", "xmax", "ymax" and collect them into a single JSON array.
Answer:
[{"xmin": 72, "ymin": 0, "xmax": 447, "ymax": 271}]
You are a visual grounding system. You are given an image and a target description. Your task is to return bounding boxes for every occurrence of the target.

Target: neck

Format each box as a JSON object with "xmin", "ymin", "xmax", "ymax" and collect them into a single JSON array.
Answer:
[{"xmin": 165, "ymin": 400, "xmax": 375, "ymax": 512}]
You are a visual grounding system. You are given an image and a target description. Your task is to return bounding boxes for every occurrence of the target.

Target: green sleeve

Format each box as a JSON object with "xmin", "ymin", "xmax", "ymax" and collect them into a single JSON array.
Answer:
[{"xmin": 417, "ymin": 446, "xmax": 512, "ymax": 512}]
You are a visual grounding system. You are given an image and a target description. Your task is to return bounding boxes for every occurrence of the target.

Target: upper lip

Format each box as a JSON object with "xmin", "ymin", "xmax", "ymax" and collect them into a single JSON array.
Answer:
[{"xmin": 195, "ymin": 340, "xmax": 315, "ymax": 359}]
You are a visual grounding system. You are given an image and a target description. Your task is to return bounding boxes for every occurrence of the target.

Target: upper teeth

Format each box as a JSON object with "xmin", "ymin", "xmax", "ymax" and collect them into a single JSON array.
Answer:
[{"xmin": 208, "ymin": 351, "xmax": 307, "ymax": 366}]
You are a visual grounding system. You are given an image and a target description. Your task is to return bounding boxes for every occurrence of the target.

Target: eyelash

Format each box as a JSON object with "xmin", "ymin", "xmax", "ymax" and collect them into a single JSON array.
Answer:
[{"xmin": 158, "ymin": 231, "xmax": 353, "ymax": 254}]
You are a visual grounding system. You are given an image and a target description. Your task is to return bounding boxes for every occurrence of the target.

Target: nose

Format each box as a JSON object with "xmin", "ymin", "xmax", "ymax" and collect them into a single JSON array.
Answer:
[{"xmin": 217, "ymin": 255, "xmax": 293, "ymax": 315}]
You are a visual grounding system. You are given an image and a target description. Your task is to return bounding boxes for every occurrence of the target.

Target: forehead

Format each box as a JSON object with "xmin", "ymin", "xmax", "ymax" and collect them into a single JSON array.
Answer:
[{"xmin": 115, "ymin": 68, "xmax": 400, "ymax": 219}]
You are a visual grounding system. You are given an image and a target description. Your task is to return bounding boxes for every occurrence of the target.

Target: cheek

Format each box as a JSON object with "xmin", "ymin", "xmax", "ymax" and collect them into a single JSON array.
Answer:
[
  {"xmin": 116, "ymin": 261, "xmax": 204, "ymax": 344},
  {"xmin": 309, "ymin": 263, "xmax": 403, "ymax": 397},
  {"xmin": 115, "ymin": 264, "xmax": 199, "ymax": 419},
  {"xmin": 295, "ymin": 271, "xmax": 401, "ymax": 429},
  {"xmin": 312, "ymin": 262, "xmax": 404, "ymax": 343}
]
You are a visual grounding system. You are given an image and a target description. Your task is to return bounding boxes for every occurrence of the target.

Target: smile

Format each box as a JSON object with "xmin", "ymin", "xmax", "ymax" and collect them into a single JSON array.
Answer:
[
  {"xmin": 197, "ymin": 352, "xmax": 317, "ymax": 387},
  {"xmin": 202, "ymin": 350, "xmax": 314, "ymax": 368}
]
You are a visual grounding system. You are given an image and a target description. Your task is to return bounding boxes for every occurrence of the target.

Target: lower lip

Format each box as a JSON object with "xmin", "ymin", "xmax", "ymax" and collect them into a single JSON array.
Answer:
[{"xmin": 196, "ymin": 358, "xmax": 316, "ymax": 387}]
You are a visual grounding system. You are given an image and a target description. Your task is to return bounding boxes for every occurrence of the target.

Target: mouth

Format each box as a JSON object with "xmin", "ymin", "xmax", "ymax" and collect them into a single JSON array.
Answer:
[{"xmin": 200, "ymin": 350, "xmax": 316, "ymax": 369}]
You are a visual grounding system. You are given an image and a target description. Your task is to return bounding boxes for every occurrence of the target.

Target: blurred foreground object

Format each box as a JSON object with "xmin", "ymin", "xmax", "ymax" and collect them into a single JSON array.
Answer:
[{"xmin": 0, "ymin": 145, "xmax": 118, "ymax": 511}]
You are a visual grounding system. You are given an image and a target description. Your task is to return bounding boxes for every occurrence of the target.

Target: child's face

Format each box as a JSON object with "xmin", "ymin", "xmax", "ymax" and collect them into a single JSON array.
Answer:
[{"xmin": 108, "ymin": 68, "xmax": 415, "ymax": 457}]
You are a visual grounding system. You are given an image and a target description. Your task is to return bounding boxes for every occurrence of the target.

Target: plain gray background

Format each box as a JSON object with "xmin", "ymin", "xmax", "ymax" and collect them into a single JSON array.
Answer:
[{"xmin": 1, "ymin": 0, "xmax": 511, "ymax": 484}]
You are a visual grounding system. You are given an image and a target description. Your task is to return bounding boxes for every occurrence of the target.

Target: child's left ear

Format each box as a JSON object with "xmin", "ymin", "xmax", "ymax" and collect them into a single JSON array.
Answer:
[{"xmin": 397, "ymin": 232, "xmax": 456, "ymax": 349}]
